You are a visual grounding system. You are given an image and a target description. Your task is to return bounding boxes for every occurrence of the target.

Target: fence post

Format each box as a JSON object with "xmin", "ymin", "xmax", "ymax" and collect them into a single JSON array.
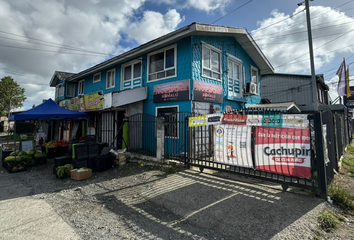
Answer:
[
  {"xmin": 156, "ymin": 117, "xmax": 165, "ymax": 162},
  {"xmin": 314, "ymin": 112, "xmax": 328, "ymax": 200}
]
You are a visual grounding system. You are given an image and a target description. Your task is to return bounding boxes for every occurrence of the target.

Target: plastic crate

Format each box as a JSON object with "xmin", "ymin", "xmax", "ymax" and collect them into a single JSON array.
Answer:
[
  {"xmin": 72, "ymin": 143, "xmax": 88, "ymax": 160},
  {"xmin": 6, "ymin": 162, "xmax": 26, "ymax": 173},
  {"xmin": 90, "ymin": 154, "xmax": 115, "ymax": 172},
  {"xmin": 72, "ymin": 159, "xmax": 88, "ymax": 169},
  {"xmin": 88, "ymin": 143, "xmax": 99, "ymax": 160},
  {"xmin": 1, "ymin": 150, "xmax": 14, "ymax": 168},
  {"xmin": 54, "ymin": 156, "xmax": 72, "ymax": 167}
]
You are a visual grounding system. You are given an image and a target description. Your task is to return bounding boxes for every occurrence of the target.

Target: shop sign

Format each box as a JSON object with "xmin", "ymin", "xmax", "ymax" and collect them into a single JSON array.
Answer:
[
  {"xmin": 282, "ymin": 114, "xmax": 308, "ymax": 129},
  {"xmin": 193, "ymin": 80, "xmax": 223, "ymax": 103},
  {"xmin": 262, "ymin": 114, "xmax": 283, "ymax": 127},
  {"xmin": 246, "ymin": 115, "xmax": 262, "ymax": 126},
  {"xmin": 254, "ymin": 126, "xmax": 311, "ymax": 178},
  {"xmin": 83, "ymin": 92, "xmax": 103, "ymax": 111},
  {"xmin": 222, "ymin": 114, "xmax": 247, "ymax": 125},
  {"xmin": 188, "ymin": 116, "xmax": 206, "ymax": 127},
  {"xmin": 153, "ymin": 79, "xmax": 190, "ymax": 103},
  {"xmin": 205, "ymin": 113, "xmax": 222, "ymax": 125}
]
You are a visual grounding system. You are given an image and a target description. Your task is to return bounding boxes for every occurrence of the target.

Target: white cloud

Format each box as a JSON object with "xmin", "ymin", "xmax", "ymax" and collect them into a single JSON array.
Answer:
[
  {"xmin": 186, "ymin": 0, "xmax": 231, "ymax": 12},
  {"xmin": 125, "ymin": 9, "xmax": 184, "ymax": 45},
  {"xmin": 252, "ymin": 6, "xmax": 354, "ymax": 74}
]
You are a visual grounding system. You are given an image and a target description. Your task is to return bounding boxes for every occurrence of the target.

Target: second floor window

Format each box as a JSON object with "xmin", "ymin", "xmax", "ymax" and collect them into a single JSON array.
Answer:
[
  {"xmin": 78, "ymin": 80, "xmax": 84, "ymax": 96},
  {"xmin": 93, "ymin": 72, "xmax": 101, "ymax": 83},
  {"xmin": 56, "ymin": 84, "xmax": 64, "ymax": 98},
  {"xmin": 106, "ymin": 69, "xmax": 115, "ymax": 89},
  {"xmin": 251, "ymin": 66, "xmax": 259, "ymax": 84},
  {"xmin": 148, "ymin": 45, "xmax": 176, "ymax": 81},
  {"xmin": 122, "ymin": 61, "xmax": 142, "ymax": 90},
  {"xmin": 228, "ymin": 57, "xmax": 243, "ymax": 99},
  {"xmin": 202, "ymin": 43, "xmax": 221, "ymax": 81},
  {"xmin": 66, "ymin": 82, "xmax": 75, "ymax": 97}
]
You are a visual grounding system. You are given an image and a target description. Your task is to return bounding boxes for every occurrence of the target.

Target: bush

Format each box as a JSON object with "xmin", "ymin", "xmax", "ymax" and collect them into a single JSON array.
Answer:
[
  {"xmin": 317, "ymin": 211, "xmax": 339, "ymax": 231},
  {"xmin": 328, "ymin": 183, "xmax": 354, "ymax": 210},
  {"xmin": 346, "ymin": 144, "xmax": 354, "ymax": 155},
  {"xmin": 342, "ymin": 157, "xmax": 354, "ymax": 175}
]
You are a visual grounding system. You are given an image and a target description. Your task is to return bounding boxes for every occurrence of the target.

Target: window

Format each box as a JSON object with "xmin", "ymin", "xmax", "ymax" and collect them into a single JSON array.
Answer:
[
  {"xmin": 93, "ymin": 72, "xmax": 101, "ymax": 83},
  {"xmin": 148, "ymin": 45, "xmax": 176, "ymax": 81},
  {"xmin": 55, "ymin": 84, "xmax": 64, "ymax": 98},
  {"xmin": 157, "ymin": 106, "xmax": 178, "ymax": 138},
  {"xmin": 202, "ymin": 43, "xmax": 221, "ymax": 80},
  {"xmin": 78, "ymin": 80, "xmax": 85, "ymax": 96},
  {"xmin": 122, "ymin": 61, "xmax": 142, "ymax": 90},
  {"xmin": 106, "ymin": 69, "xmax": 115, "ymax": 89},
  {"xmin": 228, "ymin": 57, "xmax": 243, "ymax": 98},
  {"xmin": 66, "ymin": 82, "xmax": 75, "ymax": 97},
  {"xmin": 251, "ymin": 66, "xmax": 259, "ymax": 84}
]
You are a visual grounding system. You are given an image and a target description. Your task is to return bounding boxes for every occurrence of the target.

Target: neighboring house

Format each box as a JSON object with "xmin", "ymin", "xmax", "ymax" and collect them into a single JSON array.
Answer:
[
  {"xmin": 49, "ymin": 22, "xmax": 274, "ymax": 148},
  {"xmin": 261, "ymin": 73, "xmax": 329, "ymax": 112}
]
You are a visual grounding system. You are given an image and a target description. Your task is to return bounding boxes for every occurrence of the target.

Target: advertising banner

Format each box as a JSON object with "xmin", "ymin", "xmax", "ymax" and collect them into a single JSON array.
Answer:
[
  {"xmin": 206, "ymin": 113, "xmax": 222, "ymax": 126},
  {"xmin": 262, "ymin": 114, "xmax": 283, "ymax": 127},
  {"xmin": 214, "ymin": 125, "xmax": 253, "ymax": 168},
  {"xmin": 153, "ymin": 79, "xmax": 190, "ymax": 103},
  {"xmin": 254, "ymin": 126, "xmax": 311, "ymax": 178},
  {"xmin": 246, "ymin": 115, "xmax": 263, "ymax": 126},
  {"xmin": 282, "ymin": 114, "xmax": 308, "ymax": 129},
  {"xmin": 59, "ymin": 97, "xmax": 82, "ymax": 111},
  {"xmin": 193, "ymin": 80, "xmax": 223, "ymax": 103},
  {"xmin": 83, "ymin": 92, "xmax": 103, "ymax": 111},
  {"xmin": 222, "ymin": 114, "xmax": 247, "ymax": 125},
  {"xmin": 188, "ymin": 116, "xmax": 206, "ymax": 127}
]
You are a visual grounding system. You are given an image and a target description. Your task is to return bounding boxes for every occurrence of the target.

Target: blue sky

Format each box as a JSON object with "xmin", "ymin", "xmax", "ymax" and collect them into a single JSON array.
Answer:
[{"xmin": 1, "ymin": 0, "xmax": 354, "ymax": 109}]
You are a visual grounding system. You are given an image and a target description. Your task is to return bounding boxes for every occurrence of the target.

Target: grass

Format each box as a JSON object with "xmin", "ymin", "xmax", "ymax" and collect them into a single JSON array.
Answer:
[
  {"xmin": 317, "ymin": 210, "xmax": 339, "ymax": 231},
  {"xmin": 346, "ymin": 144, "xmax": 354, "ymax": 155},
  {"xmin": 341, "ymin": 156, "xmax": 354, "ymax": 176},
  {"xmin": 328, "ymin": 183, "xmax": 354, "ymax": 210}
]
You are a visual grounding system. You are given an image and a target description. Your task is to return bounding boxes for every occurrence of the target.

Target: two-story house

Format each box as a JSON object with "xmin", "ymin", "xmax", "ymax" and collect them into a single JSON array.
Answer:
[{"xmin": 49, "ymin": 22, "xmax": 274, "ymax": 148}]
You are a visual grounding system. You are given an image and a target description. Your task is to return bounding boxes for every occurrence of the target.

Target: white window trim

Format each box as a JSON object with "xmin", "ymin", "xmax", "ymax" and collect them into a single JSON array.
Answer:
[
  {"xmin": 201, "ymin": 41, "xmax": 222, "ymax": 81},
  {"xmin": 78, "ymin": 79, "xmax": 85, "ymax": 96},
  {"xmin": 250, "ymin": 65, "xmax": 259, "ymax": 84},
  {"xmin": 121, "ymin": 59, "xmax": 142, "ymax": 90},
  {"xmin": 156, "ymin": 105, "xmax": 179, "ymax": 139},
  {"xmin": 93, "ymin": 72, "xmax": 101, "ymax": 83},
  {"xmin": 106, "ymin": 69, "xmax": 116, "ymax": 89},
  {"xmin": 55, "ymin": 83, "xmax": 64, "ymax": 98},
  {"xmin": 66, "ymin": 82, "xmax": 75, "ymax": 97},
  {"xmin": 227, "ymin": 56, "xmax": 243, "ymax": 98},
  {"xmin": 147, "ymin": 44, "xmax": 177, "ymax": 83}
]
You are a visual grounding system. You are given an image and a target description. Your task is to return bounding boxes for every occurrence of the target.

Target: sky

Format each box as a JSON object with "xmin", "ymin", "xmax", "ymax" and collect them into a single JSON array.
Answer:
[{"xmin": 1, "ymin": 0, "xmax": 354, "ymax": 110}]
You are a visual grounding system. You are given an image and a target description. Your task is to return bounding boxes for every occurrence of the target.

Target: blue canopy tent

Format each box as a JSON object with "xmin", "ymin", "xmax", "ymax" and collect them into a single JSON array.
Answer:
[{"xmin": 9, "ymin": 98, "xmax": 88, "ymax": 121}]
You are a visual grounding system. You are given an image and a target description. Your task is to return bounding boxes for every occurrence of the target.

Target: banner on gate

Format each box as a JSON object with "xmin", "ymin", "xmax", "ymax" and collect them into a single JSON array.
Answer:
[
  {"xmin": 262, "ymin": 114, "xmax": 283, "ymax": 127},
  {"xmin": 282, "ymin": 114, "xmax": 308, "ymax": 129},
  {"xmin": 246, "ymin": 115, "xmax": 263, "ymax": 126},
  {"xmin": 222, "ymin": 114, "xmax": 247, "ymax": 125},
  {"xmin": 214, "ymin": 125, "xmax": 253, "ymax": 168},
  {"xmin": 206, "ymin": 113, "xmax": 222, "ymax": 125},
  {"xmin": 189, "ymin": 116, "xmax": 206, "ymax": 127},
  {"xmin": 254, "ymin": 126, "xmax": 311, "ymax": 178}
]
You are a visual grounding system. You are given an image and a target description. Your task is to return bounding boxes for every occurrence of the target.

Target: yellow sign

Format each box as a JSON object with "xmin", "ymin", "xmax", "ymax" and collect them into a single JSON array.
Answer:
[
  {"xmin": 59, "ymin": 92, "xmax": 103, "ymax": 112},
  {"xmin": 188, "ymin": 116, "xmax": 206, "ymax": 127}
]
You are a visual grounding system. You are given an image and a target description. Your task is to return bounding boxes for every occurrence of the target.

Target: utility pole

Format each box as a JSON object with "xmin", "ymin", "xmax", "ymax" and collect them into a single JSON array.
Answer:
[
  {"xmin": 298, "ymin": 0, "xmax": 318, "ymax": 111},
  {"xmin": 304, "ymin": 0, "xmax": 318, "ymax": 111}
]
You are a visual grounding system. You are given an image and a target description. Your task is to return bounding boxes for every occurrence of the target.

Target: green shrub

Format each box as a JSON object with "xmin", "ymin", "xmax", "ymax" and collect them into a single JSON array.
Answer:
[
  {"xmin": 328, "ymin": 183, "xmax": 354, "ymax": 210},
  {"xmin": 317, "ymin": 211, "xmax": 339, "ymax": 230},
  {"xmin": 346, "ymin": 144, "xmax": 354, "ymax": 155},
  {"xmin": 342, "ymin": 157, "xmax": 354, "ymax": 175}
]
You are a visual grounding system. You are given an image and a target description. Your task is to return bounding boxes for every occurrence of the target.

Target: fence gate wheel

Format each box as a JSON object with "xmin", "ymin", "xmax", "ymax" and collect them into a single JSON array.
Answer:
[
  {"xmin": 281, "ymin": 184, "xmax": 289, "ymax": 191},
  {"xmin": 199, "ymin": 166, "xmax": 204, "ymax": 173}
]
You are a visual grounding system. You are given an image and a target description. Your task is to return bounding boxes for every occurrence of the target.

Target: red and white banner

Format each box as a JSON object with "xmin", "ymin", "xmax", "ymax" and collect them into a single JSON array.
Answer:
[
  {"xmin": 214, "ymin": 125, "xmax": 253, "ymax": 168},
  {"xmin": 254, "ymin": 127, "xmax": 311, "ymax": 178}
]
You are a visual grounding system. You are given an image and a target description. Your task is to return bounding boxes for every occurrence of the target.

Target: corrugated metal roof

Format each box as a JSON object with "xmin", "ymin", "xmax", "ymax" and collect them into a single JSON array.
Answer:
[
  {"xmin": 248, "ymin": 102, "xmax": 301, "ymax": 113},
  {"xmin": 49, "ymin": 71, "xmax": 75, "ymax": 87}
]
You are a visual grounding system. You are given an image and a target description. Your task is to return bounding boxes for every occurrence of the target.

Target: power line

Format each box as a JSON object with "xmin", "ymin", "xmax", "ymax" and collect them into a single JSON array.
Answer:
[{"xmin": 211, "ymin": 0, "xmax": 253, "ymax": 24}]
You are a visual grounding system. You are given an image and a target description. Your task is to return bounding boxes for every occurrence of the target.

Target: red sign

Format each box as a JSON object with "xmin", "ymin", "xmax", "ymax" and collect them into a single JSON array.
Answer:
[
  {"xmin": 221, "ymin": 114, "xmax": 247, "ymax": 125},
  {"xmin": 254, "ymin": 127, "xmax": 311, "ymax": 178}
]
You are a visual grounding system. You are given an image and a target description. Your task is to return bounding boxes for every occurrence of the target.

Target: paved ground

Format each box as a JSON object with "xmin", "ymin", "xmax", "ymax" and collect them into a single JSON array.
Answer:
[{"xmin": 0, "ymin": 152, "xmax": 329, "ymax": 240}]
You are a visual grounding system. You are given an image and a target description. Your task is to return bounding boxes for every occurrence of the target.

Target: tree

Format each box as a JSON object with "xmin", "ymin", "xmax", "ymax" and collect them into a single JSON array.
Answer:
[{"xmin": 0, "ymin": 76, "xmax": 26, "ymax": 116}]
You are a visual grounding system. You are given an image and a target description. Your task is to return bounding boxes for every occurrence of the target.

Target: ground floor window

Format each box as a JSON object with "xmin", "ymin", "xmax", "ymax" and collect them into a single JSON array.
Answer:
[{"xmin": 156, "ymin": 106, "xmax": 178, "ymax": 138}]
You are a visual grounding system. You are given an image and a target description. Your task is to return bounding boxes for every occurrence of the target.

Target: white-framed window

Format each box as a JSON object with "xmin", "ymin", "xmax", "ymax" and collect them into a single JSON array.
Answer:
[
  {"xmin": 148, "ymin": 44, "xmax": 176, "ymax": 82},
  {"xmin": 66, "ymin": 82, "xmax": 75, "ymax": 97},
  {"xmin": 202, "ymin": 42, "xmax": 221, "ymax": 81},
  {"xmin": 55, "ymin": 83, "xmax": 64, "ymax": 98},
  {"xmin": 251, "ymin": 66, "xmax": 259, "ymax": 84},
  {"xmin": 227, "ymin": 55, "xmax": 243, "ymax": 98},
  {"xmin": 93, "ymin": 72, "xmax": 101, "ymax": 83},
  {"xmin": 106, "ymin": 69, "xmax": 116, "ymax": 89},
  {"xmin": 78, "ymin": 80, "xmax": 85, "ymax": 96},
  {"xmin": 156, "ymin": 106, "xmax": 178, "ymax": 138},
  {"xmin": 122, "ymin": 60, "xmax": 142, "ymax": 90}
]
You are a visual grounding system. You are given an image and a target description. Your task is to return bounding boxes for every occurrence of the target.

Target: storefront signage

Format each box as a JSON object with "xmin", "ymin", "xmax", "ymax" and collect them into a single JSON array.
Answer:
[
  {"xmin": 254, "ymin": 126, "xmax": 311, "ymax": 178},
  {"xmin": 188, "ymin": 116, "xmax": 206, "ymax": 127},
  {"xmin": 246, "ymin": 115, "xmax": 263, "ymax": 126},
  {"xmin": 221, "ymin": 114, "xmax": 247, "ymax": 125},
  {"xmin": 193, "ymin": 80, "xmax": 223, "ymax": 103},
  {"xmin": 262, "ymin": 114, "xmax": 283, "ymax": 127},
  {"xmin": 282, "ymin": 114, "xmax": 308, "ymax": 129},
  {"xmin": 214, "ymin": 125, "xmax": 253, "ymax": 168},
  {"xmin": 153, "ymin": 79, "xmax": 190, "ymax": 103},
  {"xmin": 206, "ymin": 113, "xmax": 222, "ymax": 125},
  {"xmin": 59, "ymin": 92, "xmax": 103, "ymax": 112}
]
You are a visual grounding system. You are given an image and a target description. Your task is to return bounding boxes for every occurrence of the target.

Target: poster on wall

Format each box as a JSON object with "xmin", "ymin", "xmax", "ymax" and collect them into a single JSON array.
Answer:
[
  {"xmin": 153, "ymin": 79, "xmax": 190, "ymax": 103},
  {"xmin": 282, "ymin": 114, "xmax": 308, "ymax": 129},
  {"xmin": 214, "ymin": 125, "xmax": 253, "ymax": 168},
  {"xmin": 83, "ymin": 92, "xmax": 104, "ymax": 111},
  {"xmin": 254, "ymin": 126, "xmax": 311, "ymax": 178},
  {"xmin": 193, "ymin": 80, "xmax": 223, "ymax": 103}
]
